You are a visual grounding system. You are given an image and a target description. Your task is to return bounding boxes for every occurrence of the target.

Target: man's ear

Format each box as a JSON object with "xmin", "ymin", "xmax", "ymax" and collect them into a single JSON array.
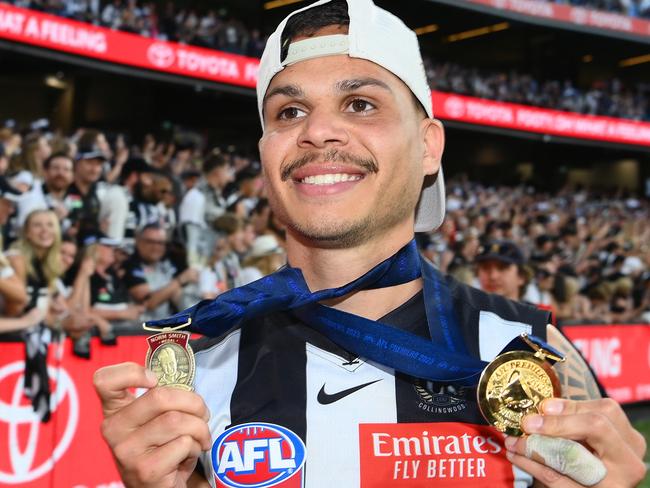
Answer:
[{"xmin": 421, "ymin": 118, "xmax": 445, "ymax": 177}]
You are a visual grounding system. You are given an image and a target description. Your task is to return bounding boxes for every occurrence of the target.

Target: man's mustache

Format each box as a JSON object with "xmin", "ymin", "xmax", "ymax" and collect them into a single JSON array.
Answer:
[{"xmin": 281, "ymin": 149, "xmax": 378, "ymax": 181}]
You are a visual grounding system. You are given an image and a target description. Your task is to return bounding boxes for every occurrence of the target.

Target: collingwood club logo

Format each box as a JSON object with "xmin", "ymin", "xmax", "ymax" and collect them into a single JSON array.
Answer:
[
  {"xmin": 0, "ymin": 361, "xmax": 79, "ymax": 484},
  {"xmin": 413, "ymin": 379, "xmax": 468, "ymax": 414}
]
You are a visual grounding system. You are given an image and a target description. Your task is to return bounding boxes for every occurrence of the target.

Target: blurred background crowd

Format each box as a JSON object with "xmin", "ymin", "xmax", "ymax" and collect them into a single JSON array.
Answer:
[
  {"xmin": 0, "ymin": 118, "xmax": 648, "ymax": 364},
  {"xmin": 547, "ymin": 0, "xmax": 650, "ymax": 18},
  {"xmin": 5, "ymin": 0, "xmax": 268, "ymax": 56},
  {"xmin": 427, "ymin": 60, "xmax": 650, "ymax": 121},
  {"xmin": 4, "ymin": 0, "xmax": 650, "ymax": 122}
]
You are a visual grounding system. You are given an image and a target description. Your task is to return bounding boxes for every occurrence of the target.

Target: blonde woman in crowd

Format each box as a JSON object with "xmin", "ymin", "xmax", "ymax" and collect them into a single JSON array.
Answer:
[{"xmin": 7, "ymin": 209, "xmax": 63, "ymax": 310}]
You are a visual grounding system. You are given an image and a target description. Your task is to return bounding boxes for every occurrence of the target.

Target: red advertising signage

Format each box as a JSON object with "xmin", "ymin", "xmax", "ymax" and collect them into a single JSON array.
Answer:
[
  {"xmin": 463, "ymin": 0, "xmax": 650, "ymax": 38},
  {"xmin": 0, "ymin": 3, "xmax": 258, "ymax": 88},
  {"xmin": 2, "ymin": 4, "xmax": 650, "ymax": 148},
  {"xmin": 432, "ymin": 91, "xmax": 650, "ymax": 147},
  {"xmin": 0, "ymin": 324, "xmax": 648, "ymax": 487},
  {"xmin": 562, "ymin": 324, "xmax": 650, "ymax": 404},
  {"xmin": 0, "ymin": 337, "xmax": 148, "ymax": 488}
]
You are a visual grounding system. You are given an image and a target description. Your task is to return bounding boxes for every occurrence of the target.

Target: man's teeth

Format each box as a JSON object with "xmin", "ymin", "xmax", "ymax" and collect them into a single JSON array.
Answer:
[{"xmin": 300, "ymin": 173, "xmax": 362, "ymax": 185}]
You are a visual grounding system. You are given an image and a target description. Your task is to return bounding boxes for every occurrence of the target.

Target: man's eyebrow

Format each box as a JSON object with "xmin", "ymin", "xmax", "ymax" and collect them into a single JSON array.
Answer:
[
  {"xmin": 263, "ymin": 84, "xmax": 305, "ymax": 104},
  {"xmin": 335, "ymin": 78, "xmax": 393, "ymax": 93}
]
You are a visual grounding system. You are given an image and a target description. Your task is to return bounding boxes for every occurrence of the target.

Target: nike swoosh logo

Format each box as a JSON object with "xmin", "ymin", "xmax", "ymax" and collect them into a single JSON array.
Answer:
[{"xmin": 317, "ymin": 380, "xmax": 381, "ymax": 405}]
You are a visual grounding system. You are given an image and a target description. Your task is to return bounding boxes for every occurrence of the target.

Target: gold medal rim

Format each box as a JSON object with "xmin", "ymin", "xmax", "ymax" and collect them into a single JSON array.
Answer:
[
  {"xmin": 145, "ymin": 331, "xmax": 196, "ymax": 391},
  {"xmin": 477, "ymin": 350, "xmax": 561, "ymax": 436}
]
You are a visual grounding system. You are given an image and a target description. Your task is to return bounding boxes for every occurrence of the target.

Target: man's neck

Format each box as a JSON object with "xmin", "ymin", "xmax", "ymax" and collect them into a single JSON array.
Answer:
[
  {"xmin": 285, "ymin": 223, "xmax": 422, "ymax": 320},
  {"xmin": 73, "ymin": 178, "xmax": 92, "ymax": 195},
  {"xmin": 44, "ymin": 183, "xmax": 66, "ymax": 201}
]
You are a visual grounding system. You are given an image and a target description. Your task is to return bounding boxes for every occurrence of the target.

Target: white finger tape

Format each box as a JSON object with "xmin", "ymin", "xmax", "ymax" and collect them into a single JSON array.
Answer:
[{"xmin": 525, "ymin": 434, "xmax": 607, "ymax": 486}]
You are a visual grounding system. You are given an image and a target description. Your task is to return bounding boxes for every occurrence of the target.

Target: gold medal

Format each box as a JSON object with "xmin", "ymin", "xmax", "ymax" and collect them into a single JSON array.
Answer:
[
  {"xmin": 477, "ymin": 334, "xmax": 564, "ymax": 436},
  {"xmin": 144, "ymin": 322, "xmax": 195, "ymax": 391}
]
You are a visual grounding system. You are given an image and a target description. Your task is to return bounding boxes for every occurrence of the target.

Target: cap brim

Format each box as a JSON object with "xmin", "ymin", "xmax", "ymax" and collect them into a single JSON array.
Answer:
[
  {"xmin": 77, "ymin": 152, "xmax": 107, "ymax": 161},
  {"xmin": 414, "ymin": 168, "xmax": 445, "ymax": 233}
]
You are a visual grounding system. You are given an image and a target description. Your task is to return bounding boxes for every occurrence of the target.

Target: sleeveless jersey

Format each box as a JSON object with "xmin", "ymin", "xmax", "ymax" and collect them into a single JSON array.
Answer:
[{"xmin": 193, "ymin": 273, "xmax": 550, "ymax": 488}]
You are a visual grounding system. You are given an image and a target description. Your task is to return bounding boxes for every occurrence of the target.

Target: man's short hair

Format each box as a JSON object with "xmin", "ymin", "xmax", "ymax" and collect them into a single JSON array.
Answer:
[
  {"xmin": 213, "ymin": 213, "xmax": 244, "ymax": 236},
  {"xmin": 137, "ymin": 223, "xmax": 165, "ymax": 237},
  {"xmin": 202, "ymin": 153, "xmax": 229, "ymax": 174},
  {"xmin": 280, "ymin": 0, "xmax": 349, "ymax": 60},
  {"xmin": 43, "ymin": 151, "xmax": 73, "ymax": 170}
]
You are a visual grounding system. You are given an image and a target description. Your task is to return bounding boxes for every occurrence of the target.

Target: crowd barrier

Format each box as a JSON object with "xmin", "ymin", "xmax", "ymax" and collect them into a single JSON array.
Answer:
[{"xmin": 0, "ymin": 323, "xmax": 648, "ymax": 487}]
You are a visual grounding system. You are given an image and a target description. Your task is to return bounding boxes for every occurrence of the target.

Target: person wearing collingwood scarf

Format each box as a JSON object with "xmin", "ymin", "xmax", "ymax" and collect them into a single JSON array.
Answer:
[{"xmin": 94, "ymin": 1, "xmax": 646, "ymax": 486}]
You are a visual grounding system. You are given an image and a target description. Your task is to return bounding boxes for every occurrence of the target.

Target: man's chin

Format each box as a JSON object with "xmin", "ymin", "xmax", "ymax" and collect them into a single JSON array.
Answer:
[{"xmin": 288, "ymin": 219, "xmax": 372, "ymax": 249}]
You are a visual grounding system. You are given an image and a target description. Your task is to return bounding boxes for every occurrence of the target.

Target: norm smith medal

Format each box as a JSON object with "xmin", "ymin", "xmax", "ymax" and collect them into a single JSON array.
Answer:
[
  {"xmin": 145, "ymin": 330, "xmax": 195, "ymax": 391},
  {"xmin": 477, "ymin": 335, "xmax": 563, "ymax": 436}
]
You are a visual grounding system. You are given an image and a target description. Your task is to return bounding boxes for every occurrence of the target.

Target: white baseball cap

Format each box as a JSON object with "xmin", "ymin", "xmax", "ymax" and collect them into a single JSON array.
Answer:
[{"xmin": 257, "ymin": 0, "xmax": 445, "ymax": 232}]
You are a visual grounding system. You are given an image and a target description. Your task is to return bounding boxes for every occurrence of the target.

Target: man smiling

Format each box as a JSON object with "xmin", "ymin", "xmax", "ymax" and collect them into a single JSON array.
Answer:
[{"xmin": 94, "ymin": 1, "xmax": 646, "ymax": 487}]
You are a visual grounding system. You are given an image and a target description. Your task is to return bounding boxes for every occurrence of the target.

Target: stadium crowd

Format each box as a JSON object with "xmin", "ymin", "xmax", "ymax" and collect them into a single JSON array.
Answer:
[
  {"xmin": 0, "ymin": 117, "xmax": 648, "ymax": 418},
  {"xmin": 5, "ymin": 0, "xmax": 650, "ymax": 121},
  {"xmin": 0, "ymin": 119, "xmax": 647, "ymax": 343},
  {"xmin": 5, "ymin": 0, "xmax": 267, "ymax": 57},
  {"xmin": 426, "ymin": 60, "xmax": 650, "ymax": 121},
  {"xmin": 547, "ymin": 0, "xmax": 650, "ymax": 18}
]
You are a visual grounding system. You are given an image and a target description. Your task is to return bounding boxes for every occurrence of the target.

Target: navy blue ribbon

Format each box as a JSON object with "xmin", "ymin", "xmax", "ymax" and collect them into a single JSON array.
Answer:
[{"xmin": 145, "ymin": 239, "xmax": 557, "ymax": 386}]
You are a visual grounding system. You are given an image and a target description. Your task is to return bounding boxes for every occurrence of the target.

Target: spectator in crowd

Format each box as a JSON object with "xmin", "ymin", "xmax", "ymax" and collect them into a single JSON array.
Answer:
[
  {"xmin": 475, "ymin": 240, "xmax": 530, "ymax": 302},
  {"xmin": 198, "ymin": 233, "xmax": 229, "ymax": 300},
  {"xmin": 7, "ymin": 209, "xmax": 63, "ymax": 312},
  {"xmin": 179, "ymin": 152, "xmax": 233, "ymax": 265},
  {"xmin": 0, "ymin": 179, "xmax": 29, "ymax": 317},
  {"xmin": 86, "ymin": 234, "xmax": 144, "ymax": 330},
  {"xmin": 0, "ymin": 143, "xmax": 8, "ymax": 176},
  {"xmin": 553, "ymin": 273, "xmax": 593, "ymax": 322},
  {"xmin": 100, "ymin": 157, "xmax": 161, "ymax": 248},
  {"xmin": 152, "ymin": 171, "xmax": 177, "ymax": 236},
  {"xmin": 239, "ymin": 234, "xmax": 286, "ymax": 285},
  {"xmin": 524, "ymin": 258, "xmax": 556, "ymax": 308},
  {"xmin": 41, "ymin": 152, "xmax": 74, "ymax": 231},
  {"xmin": 9, "ymin": 132, "xmax": 50, "ymax": 180},
  {"xmin": 66, "ymin": 143, "xmax": 106, "ymax": 241},
  {"xmin": 210, "ymin": 213, "xmax": 247, "ymax": 288},
  {"xmin": 122, "ymin": 223, "xmax": 197, "ymax": 322},
  {"xmin": 226, "ymin": 165, "xmax": 263, "ymax": 217}
]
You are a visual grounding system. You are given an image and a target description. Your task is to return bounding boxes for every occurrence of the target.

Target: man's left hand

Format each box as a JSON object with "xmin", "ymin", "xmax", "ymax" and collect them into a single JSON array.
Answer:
[{"xmin": 504, "ymin": 398, "xmax": 646, "ymax": 487}]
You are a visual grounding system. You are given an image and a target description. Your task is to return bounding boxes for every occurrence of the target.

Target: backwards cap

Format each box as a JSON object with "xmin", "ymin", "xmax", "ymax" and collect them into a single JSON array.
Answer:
[{"xmin": 256, "ymin": 0, "xmax": 445, "ymax": 232}]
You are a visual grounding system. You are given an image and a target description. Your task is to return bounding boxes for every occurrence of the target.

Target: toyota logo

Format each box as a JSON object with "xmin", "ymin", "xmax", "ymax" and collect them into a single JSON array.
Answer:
[
  {"xmin": 147, "ymin": 43, "xmax": 176, "ymax": 68},
  {"xmin": 570, "ymin": 7, "xmax": 589, "ymax": 25},
  {"xmin": 444, "ymin": 96, "xmax": 467, "ymax": 119},
  {"xmin": 0, "ymin": 361, "xmax": 78, "ymax": 484}
]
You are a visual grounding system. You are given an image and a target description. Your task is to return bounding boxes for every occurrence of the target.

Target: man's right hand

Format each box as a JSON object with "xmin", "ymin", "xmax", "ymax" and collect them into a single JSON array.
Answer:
[{"xmin": 93, "ymin": 362, "xmax": 212, "ymax": 488}]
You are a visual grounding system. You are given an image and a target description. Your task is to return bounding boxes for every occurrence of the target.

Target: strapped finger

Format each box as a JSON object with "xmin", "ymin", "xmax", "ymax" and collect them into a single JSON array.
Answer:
[
  {"xmin": 505, "ymin": 449, "xmax": 581, "ymax": 488},
  {"xmin": 522, "ymin": 411, "xmax": 615, "ymax": 457},
  {"xmin": 506, "ymin": 434, "xmax": 607, "ymax": 486}
]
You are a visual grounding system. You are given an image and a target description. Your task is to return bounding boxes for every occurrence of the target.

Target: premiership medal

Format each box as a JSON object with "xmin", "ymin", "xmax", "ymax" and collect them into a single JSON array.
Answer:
[
  {"xmin": 144, "ymin": 320, "xmax": 195, "ymax": 391},
  {"xmin": 477, "ymin": 334, "xmax": 564, "ymax": 436}
]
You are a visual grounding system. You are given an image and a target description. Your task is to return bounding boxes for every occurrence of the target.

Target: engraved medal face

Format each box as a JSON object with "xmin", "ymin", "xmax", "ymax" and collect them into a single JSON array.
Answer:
[
  {"xmin": 145, "ymin": 331, "xmax": 195, "ymax": 391},
  {"xmin": 477, "ymin": 351, "xmax": 560, "ymax": 436}
]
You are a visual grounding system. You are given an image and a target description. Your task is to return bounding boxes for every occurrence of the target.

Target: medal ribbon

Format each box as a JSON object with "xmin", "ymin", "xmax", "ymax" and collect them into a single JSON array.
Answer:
[{"xmin": 145, "ymin": 239, "xmax": 558, "ymax": 386}]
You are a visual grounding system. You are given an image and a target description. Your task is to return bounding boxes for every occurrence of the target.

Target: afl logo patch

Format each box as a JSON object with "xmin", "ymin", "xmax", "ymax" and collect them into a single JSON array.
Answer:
[{"xmin": 212, "ymin": 422, "xmax": 306, "ymax": 488}]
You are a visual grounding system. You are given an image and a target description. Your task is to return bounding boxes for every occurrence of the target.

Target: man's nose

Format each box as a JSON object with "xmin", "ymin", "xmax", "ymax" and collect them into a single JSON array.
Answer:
[{"xmin": 297, "ymin": 108, "xmax": 349, "ymax": 149}]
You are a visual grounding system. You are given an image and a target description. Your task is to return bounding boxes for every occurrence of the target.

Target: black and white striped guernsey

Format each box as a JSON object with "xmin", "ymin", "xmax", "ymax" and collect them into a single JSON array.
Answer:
[{"xmin": 193, "ymin": 274, "xmax": 550, "ymax": 488}]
